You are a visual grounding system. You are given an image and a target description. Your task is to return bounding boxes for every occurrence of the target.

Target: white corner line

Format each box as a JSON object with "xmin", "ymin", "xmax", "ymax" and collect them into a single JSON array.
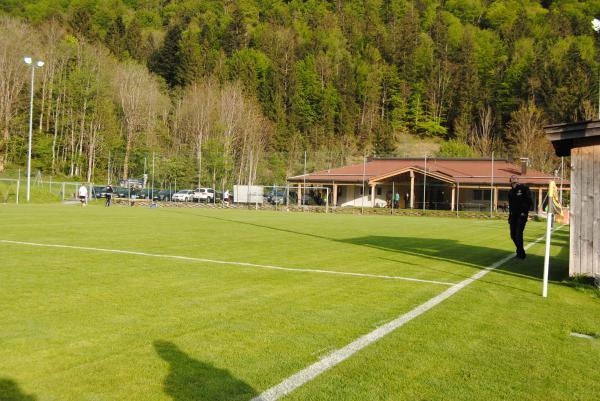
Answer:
[
  {"xmin": 0, "ymin": 239, "xmax": 453, "ymax": 286},
  {"xmin": 251, "ymin": 226, "xmax": 564, "ymax": 401}
]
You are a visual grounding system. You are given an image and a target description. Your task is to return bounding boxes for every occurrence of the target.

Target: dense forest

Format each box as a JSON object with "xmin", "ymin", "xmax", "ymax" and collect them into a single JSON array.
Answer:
[{"xmin": 1, "ymin": 0, "xmax": 599, "ymax": 188}]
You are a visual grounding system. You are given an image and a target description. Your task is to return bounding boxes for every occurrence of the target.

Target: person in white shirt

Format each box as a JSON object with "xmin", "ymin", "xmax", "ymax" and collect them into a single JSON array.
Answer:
[
  {"xmin": 78, "ymin": 184, "xmax": 88, "ymax": 206},
  {"xmin": 223, "ymin": 190, "xmax": 230, "ymax": 206}
]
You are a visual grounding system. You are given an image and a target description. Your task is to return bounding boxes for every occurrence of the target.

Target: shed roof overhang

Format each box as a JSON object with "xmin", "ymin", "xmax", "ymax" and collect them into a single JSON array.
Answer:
[{"xmin": 544, "ymin": 120, "xmax": 600, "ymax": 156}]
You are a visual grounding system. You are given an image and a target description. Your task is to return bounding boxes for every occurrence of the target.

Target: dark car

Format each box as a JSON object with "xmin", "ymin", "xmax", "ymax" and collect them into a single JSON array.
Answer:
[
  {"xmin": 134, "ymin": 189, "xmax": 156, "ymax": 199},
  {"xmin": 266, "ymin": 189, "xmax": 288, "ymax": 205},
  {"xmin": 113, "ymin": 187, "xmax": 131, "ymax": 198},
  {"xmin": 153, "ymin": 190, "xmax": 176, "ymax": 201},
  {"xmin": 92, "ymin": 186, "xmax": 107, "ymax": 199}
]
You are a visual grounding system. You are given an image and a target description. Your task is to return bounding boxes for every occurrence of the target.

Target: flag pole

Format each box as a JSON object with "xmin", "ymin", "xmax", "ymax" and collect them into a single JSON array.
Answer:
[{"xmin": 542, "ymin": 182, "xmax": 556, "ymax": 298}]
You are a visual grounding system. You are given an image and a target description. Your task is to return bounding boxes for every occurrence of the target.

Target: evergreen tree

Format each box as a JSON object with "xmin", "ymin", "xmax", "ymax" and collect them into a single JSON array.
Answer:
[
  {"xmin": 148, "ymin": 25, "xmax": 182, "ymax": 88},
  {"xmin": 125, "ymin": 18, "xmax": 144, "ymax": 60},
  {"xmin": 222, "ymin": 7, "xmax": 246, "ymax": 54},
  {"xmin": 105, "ymin": 16, "xmax": 126, "ymax": 58}
]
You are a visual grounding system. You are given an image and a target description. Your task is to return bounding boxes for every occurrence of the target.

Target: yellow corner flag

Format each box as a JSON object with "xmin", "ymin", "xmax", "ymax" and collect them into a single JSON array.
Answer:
[{"xmin": 548, "ymin": 181, "xmax": 562, "ymax": 215}]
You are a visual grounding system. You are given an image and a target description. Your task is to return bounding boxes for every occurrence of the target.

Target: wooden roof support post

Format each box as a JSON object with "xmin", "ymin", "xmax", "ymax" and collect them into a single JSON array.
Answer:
[
  {"xmin": 451, "ymin": 186, "xmax": 455, "ymax": 211},
  {"xmin": 370, "ymin": 183, "xmax": 376, "ymax": 207},
  {"xmin": 332, "ymin": 183, "xmax": 337, "ymax": 207},
  {"xmin": 493, "ymin": 187, "xmax": 498, "ymax": 212}
]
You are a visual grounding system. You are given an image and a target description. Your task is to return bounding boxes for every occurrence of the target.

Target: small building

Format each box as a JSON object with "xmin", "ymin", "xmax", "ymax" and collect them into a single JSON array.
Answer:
[
  {"xmin": 545, "ymin": 121, "xmax": 600, "ymax": 279},
  {"xmin": 287, "ymin": 158, "xmax": 568, "ymax": 213}
]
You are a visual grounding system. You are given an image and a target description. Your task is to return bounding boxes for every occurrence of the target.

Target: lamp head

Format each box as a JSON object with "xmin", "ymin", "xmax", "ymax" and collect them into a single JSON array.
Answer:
[
  {"xmin": 24, "ymin": 57, "xmax": 32, "ymax": 65},
  {"xmin": 593, "ymin": 18, "xmax": 600, "ymax": 32},
  {"xmin": 36, "ymin": 61, "xmax": 44, "ymax": 67}
]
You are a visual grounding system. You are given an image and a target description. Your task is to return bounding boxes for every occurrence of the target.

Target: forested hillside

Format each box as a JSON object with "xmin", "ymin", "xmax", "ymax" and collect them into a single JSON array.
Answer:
[{"xmin": 1, "ymin": 0, "xmax": 598, "ymax": 188}]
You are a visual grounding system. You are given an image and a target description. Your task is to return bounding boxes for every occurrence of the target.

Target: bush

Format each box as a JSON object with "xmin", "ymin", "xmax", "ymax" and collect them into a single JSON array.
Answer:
[{"xmin": 436, "ymin": 140, "xmax": 477, "ymax": 157}]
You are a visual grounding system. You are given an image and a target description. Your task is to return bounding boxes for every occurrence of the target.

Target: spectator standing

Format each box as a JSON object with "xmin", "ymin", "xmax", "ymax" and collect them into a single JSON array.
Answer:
[
  {"xmin": 223, "ymin": 189, "xmax": 230, "ymax": 206},
  {"xmin": 78, "ymin": 184, "xmax": 88, "ymax": 206}
]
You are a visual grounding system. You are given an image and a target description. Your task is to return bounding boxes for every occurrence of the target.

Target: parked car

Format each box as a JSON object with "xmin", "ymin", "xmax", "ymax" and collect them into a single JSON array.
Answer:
[
  {"xmin": 134, "ymin": 188, "xmax": 156, "ymax": 199},
  {"xmin": 153, "ymin": 189, "xmax": 176, "ymax": 201},
  {"xmin": 300, "ymin": 194, "xmax": 313, "ymax": 205},
  {"xmin": 266, "ymin": 189, "xmax": 288, "ymax": 205},
  {"xmin": 92, "ymin": 186, "xmax": 107, "ymax": 199},
  {"xmin": 193, "ymin": 188, "xmax": 216, "ymax": 203},
  {"xmin": 172, "ymin": 190, "xmax": 194, "ymax": 202},
  {"xmin": 113, "ymin": 187, "xmax": 131, "ymax": 198}
]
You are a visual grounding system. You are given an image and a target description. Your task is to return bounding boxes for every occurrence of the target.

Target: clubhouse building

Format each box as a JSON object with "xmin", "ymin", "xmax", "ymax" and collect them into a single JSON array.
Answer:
[{"xmin": 287, "ymin": 157, "xmax": 568, "ymax": 212}]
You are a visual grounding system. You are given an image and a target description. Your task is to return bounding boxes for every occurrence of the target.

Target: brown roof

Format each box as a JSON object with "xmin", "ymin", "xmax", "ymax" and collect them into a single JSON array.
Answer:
[{"xmin": 288, "ymin": 158, "xmax": 567, "ymax": 186}]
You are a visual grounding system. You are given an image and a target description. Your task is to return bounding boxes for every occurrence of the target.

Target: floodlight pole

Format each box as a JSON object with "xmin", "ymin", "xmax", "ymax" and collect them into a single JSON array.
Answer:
[
  {"xmin": 559, "ymin": 157, "xmax": 564, "ymax": 204},
  {"xmin": 24, "ymin": 58, "xmax": 43, "ymax": 202},
  {"xmin": 593, "ymin": 19, "xmax": 600, "ymax": 118},
  {"xmin": 151, "ymin": 152, "xmax": 155, "ymax": 201},
  {"xmin": 361, "ymin": 156, "xmax": 366, "ymax": 214},
  {"xmin": 456, "ymin": 182, "xmax": 460, "ymax": 218},
  {"xmin": 303, "ymin": 151, "xmax": 307, "ymax": 210},
  {"xmin": 490, "ymin": 152, "xmax": 494, "ymax": 218},
  {"xmin": 391, "ymin": 181, "xmax": 395, "ymax": 214},
  {"xmin": 16, "ymin": 168, "xmax": 20, "ymax": 205},
  {"xmin": 542, "ymin": 206, "xmax": 553, "ymax": 298},
  {"xmin": 423, "ymin": 155, "xmax": 427, "ymax": 212}
]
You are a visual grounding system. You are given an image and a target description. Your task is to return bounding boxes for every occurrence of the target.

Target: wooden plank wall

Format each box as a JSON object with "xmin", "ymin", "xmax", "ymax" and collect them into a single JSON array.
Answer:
[
  {"xmin": 594, "ymin": 145, "xmax": 600, "ymax": 278},
  {"xmin": 570, "ymin": 144, "xmax": 600, "ymax": 277},
  {"xmin": 570, "ymin": 148, "xmax": 580, "ymax": 275}
]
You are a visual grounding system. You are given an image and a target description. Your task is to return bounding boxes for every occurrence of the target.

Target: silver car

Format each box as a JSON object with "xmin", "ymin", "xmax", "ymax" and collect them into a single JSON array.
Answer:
[{"xmin": 172, "ymin": 190, "xmax": 194, "ymax": 202}]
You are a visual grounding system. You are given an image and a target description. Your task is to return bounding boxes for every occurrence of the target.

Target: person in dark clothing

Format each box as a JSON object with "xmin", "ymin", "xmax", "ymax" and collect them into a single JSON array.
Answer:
[
  {"xmin": 105, "ymin": 185, "xmax": 114, "ymax": 207},
  {"xmin": 508, "ymin": 175, "xmax": 532, "ymax": 259}
]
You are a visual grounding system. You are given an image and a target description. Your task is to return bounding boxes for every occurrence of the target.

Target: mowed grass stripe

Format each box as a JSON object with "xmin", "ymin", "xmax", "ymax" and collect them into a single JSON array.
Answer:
[
  {"xmin": 0, "ymin": 239, "xmax": 454, "ymax": 285},
  {"xmin": 1, "ymin": 246, "xmax": 441, "ymax": 400},
  {"xmin": 250, "ymin": 228, "xmax": 560, "ymax": 401},
  {"xmin": 2, "ymin": 204, "xmax": 581, "ymax": 401},
  {"xmin": 283, "ymin": 227, "xmax": 598, "ymax": 401},
  {"xmin": 0, "ymin": 204, "xmax": 549, "ymax": 284}
]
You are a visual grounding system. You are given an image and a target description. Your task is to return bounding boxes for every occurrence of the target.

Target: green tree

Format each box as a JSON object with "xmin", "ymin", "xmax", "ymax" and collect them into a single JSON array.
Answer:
[
  {"xmin": 105, "ymin": 16, "xmax": 126, "ymax": 58},
  {"xmin": 148, "ymin": 25, "xmax": 182, "ymax": 88}
]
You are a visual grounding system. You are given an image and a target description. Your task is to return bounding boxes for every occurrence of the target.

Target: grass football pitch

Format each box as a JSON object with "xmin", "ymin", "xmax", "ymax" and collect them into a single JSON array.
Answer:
[{"xmin": 1, "ymin": 204, "xmax": 599, "ymax": 401}]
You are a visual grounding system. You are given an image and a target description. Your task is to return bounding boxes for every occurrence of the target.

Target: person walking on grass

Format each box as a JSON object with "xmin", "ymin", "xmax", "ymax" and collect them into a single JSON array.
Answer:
[
  {"xmin": 223, "ymin": 189, "xmax": 230, "ymax": 206},
  {"xmin": 105, "ymin": 185, "xmax": 113, "ymax": 207},
  {"xmin": 78, "ymin": 184, "xmax": 88, "ymax": 207},
  {"xmin": 508, "ymin": 175, "xmax": 532, "ymax": 259}
]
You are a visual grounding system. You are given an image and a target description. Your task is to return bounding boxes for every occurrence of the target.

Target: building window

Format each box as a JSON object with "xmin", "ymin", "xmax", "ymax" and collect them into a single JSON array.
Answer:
[
  {"xmin": 376, "ymin": 187, "xmax": 382, "ymax": 195},
  {"xmin": 473, "ymin": 189, "xmax": 491, "ymax": 201}
]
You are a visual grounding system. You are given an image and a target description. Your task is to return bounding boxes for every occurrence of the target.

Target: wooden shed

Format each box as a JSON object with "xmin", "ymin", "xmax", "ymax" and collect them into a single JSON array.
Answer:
[{"xmin": 545, "ymin": 121, "xmax": 600, "ymax": 279}]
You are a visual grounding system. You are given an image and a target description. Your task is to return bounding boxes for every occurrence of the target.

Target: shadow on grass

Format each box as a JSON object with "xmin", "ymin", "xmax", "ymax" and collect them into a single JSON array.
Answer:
[
  {"xmin": 186, "ymin": 211, "xmax": 570, "ymax": 286},
  {"xmin": 0, "ymin": 378, "xmax": 36, "ymax": 401},
  {"xmin": 154, "ymin": 340, "xmax": 256, "ymax": 401},
  {"xmin": 342, "ymin": 233, "xmax": 569, "ymax": 286}
]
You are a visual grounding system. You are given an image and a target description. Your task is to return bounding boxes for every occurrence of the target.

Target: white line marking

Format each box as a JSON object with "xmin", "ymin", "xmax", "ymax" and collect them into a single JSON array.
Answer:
[
  {"xmin": 570, "ymin": 332, "xmax": 596, "ymax": 340},
  {"xmin": 0, "ymin": 239, "xmax": 453, "ymax": 286},
  {"xmin": 251, "ymin": 227, "xmax": 564, "ymax": 401}
]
